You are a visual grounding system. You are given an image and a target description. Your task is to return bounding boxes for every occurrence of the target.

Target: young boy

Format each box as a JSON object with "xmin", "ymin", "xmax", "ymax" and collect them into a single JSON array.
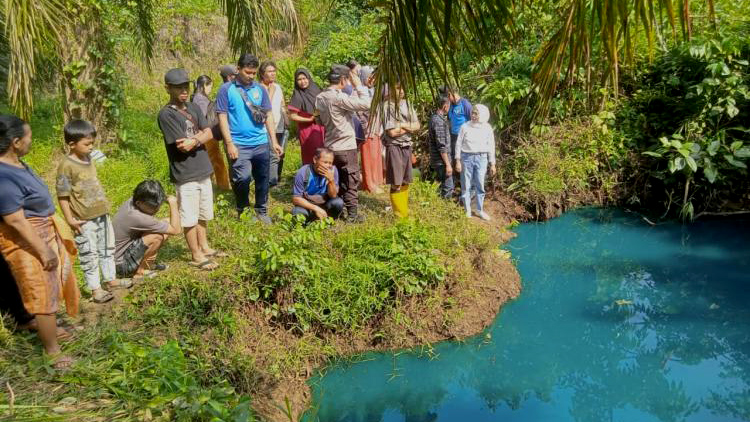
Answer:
[
  {"xmin": 382, "ymin": 83, "xmax": 420, "ymax": 218},
  {"xmin": 56, "ymin": 119, "xmax": 130, "ymax": 303},
  {"xmin": 158, "ymin": 68, "xmax": 224, "ymax": 271},
  {"xmin": 113, "ymin": 180, "xmax": 181, "ymax": 281}
]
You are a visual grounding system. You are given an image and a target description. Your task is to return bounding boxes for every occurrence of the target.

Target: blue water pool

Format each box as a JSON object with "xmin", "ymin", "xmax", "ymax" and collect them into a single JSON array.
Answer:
[{"xmin": 307, "ymin": 209, "xmax": 750, "ymax": 422}]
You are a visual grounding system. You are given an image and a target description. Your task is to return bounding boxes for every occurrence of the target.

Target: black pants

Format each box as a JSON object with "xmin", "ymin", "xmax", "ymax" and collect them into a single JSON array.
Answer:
[
  {"xmin": 332, "ymin": 149, "xmax": 361, "ymax": 214},
  {"xmin": 0, "ymin": 254, "xmax": 33, "ymax": 324},
  {"xmin": 432, "ymin": 163, "xmax": 455, "ymax": 199},
  {"xmin": 291, "ymin": 197, "xmax": 345, "ymax": 222}
]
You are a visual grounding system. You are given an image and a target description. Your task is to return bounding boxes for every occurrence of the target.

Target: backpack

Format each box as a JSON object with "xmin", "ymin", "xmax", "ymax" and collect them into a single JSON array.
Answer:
[{"xmin": 206, "ymin": 100, "xmax": 218, "ymax": 128}]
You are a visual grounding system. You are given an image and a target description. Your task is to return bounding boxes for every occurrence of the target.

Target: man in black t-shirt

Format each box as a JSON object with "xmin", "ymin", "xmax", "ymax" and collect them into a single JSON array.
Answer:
[{"xmin": 157, "ymin": 68, "xmax": 223, "ymax": 271}]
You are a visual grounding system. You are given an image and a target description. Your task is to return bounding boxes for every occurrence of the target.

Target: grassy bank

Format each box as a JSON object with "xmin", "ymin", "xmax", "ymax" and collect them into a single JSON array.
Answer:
[{"xmin": 0, "ymin": 79, "xmax": 521, "ymax": 421}]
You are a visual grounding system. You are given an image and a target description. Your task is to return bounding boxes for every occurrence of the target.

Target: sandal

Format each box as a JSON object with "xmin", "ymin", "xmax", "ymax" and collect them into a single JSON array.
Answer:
[
  {"xmin": 50, "ymin": 353, "xmax": 75, "ymax": 370},
  {"xmin": 105, "ymin": 278, "xmax": 134, "ymax": 290},
  {"xmin": 150, "ymin": 263, "xmax": 168, "ymax": 271},
  {"xmin": 92, "ymin": 289, "xmax": 114, "ymax": 304},
  {"xmin": 189, "ymin": 260, "xmax": 218, "ymax": 271},
  {"xmin": 205, "ymin": 250, "xmax": 228, "ymax": 258}
]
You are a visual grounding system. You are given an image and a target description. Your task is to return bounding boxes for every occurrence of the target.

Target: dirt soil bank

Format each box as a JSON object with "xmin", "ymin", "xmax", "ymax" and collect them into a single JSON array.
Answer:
[{"xmin": 248, "ymin": 195, "xmax": 526, "ymax": 421}]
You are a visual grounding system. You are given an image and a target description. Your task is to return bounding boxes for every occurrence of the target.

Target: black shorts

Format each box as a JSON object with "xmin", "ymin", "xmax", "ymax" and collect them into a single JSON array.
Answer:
[{"xmin": 115, "ymin": 238, "xmax": 147, "ymax": 278}]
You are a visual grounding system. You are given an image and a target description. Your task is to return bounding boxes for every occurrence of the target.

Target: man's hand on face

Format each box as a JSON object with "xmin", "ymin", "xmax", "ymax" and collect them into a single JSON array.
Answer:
[{"xmin": 316, "ymin": 164, "xmax": 334, "ymax": 181}]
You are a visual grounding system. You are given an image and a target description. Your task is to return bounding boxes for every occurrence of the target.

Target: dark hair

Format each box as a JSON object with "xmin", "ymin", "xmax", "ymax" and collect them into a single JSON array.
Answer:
[
  {"xmin": 0, "ymin": 114, "xmax": 27, "ymax": 155},
  {"xmin": 192, "ymin": 75, "xmax": 212, "ymax": 100},
  {"xmin": 259, "ymin": 61, "xmax": 276, "ymax": 80},
  {"xmin": 327, "ymin": 64, "xmax": 350, "ymax": 84},
  {"xmin": 327, "ymin": 70, "xmax": 343, "ymax": 84},
  {"xmin": 237, "ymin": 53, "xmax": 260, "ymax": 70},
  {"xmin": 63, "ymin": 119, "xmax": 97, "ymax": 145},
  {"xmin": 314, "ymin": 147, "xmax": 334, "ymax": 159},
  {"xmin": 346, "ymin": 59, "xmax": 359, "ymax": 69},
  {"xmin": 133, "ymin": 179, "xmax": 166, "ymax": 208},
  {"xmin": 436, "ymin": 95, "xmax": 451, "ymax": 109}
]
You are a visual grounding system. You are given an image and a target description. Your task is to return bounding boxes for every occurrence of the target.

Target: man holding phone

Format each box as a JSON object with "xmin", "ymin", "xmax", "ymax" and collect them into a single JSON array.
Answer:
[
  {"xmin": 157, "ymin": 68, "xmax": 221, "ymax": 271},
  {"xmin": 315, "ymin": 64, "xmax": 371, "ymax": 223}
]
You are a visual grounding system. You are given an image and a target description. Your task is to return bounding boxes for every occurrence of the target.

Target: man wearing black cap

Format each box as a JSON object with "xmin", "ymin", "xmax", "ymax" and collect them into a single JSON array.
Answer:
[
  {"xmin": 219, "ymin": 65, "xmax": 238, "ymax": 84},
  {"xmin": 157, "ymin": 68, "xmax": 221, "ymax": 270},
  {"xmin": 314, "ymin": 64, "xmax": 371, "ymax": 222}
]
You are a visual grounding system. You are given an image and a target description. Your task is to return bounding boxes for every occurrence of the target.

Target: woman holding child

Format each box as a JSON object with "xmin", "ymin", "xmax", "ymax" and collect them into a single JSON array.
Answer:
[{"xmin": 0, "ymin": 114, "xmax": 80, "ymax": 368}]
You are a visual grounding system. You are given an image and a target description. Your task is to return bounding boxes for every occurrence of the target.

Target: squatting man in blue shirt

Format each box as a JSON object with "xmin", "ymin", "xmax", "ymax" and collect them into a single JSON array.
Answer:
[{"xmin": 291, "ymin": 147, "xmax": 344, "ymax": 223}]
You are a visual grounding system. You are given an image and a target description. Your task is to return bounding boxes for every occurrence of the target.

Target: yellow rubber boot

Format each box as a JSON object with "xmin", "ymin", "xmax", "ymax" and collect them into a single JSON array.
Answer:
[{"xmin": 390, "ymin": 187, "xmax": 410, "ymax": 218}]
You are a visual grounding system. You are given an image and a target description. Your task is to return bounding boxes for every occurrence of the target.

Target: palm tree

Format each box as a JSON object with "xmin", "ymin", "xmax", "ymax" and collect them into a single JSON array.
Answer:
[
  {"xmin": 1, "ymin": 0, "xmax": 298, "ymax": 125},
  {"xmin": 372, "ymin": 0, "xmax": 716, "ymax": 112}
]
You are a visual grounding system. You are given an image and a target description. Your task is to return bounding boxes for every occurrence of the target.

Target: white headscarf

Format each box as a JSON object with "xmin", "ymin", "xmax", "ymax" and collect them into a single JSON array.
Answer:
[{"xmin": 471, "ymin": 104, "xmax": 491, "ymax": 127}]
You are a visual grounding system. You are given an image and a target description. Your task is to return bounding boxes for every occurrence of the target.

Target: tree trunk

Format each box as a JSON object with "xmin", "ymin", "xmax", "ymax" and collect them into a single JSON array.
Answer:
[{"xmin": 59, "ymin": 3, "xmax": 117, "ymax": 144}]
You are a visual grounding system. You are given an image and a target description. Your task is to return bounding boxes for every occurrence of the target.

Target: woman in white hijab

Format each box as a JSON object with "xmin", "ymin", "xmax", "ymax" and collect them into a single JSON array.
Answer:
[{"xmin": 453, "ymin": 104, "xmax": 496, "ymax": 220}]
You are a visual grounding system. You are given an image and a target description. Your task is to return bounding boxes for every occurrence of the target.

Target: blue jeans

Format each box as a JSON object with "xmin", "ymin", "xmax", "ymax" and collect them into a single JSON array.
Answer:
[
  {"xmin": 231, "ymin": 143, "xmax": 270, "ymax": 215},
  {"xmin": 291, "ymin": 197, "xmax": 344, "ymax": 223},
  {"xmin": 460, "ymin": 152, "xmax": 488, "ymax": 214}
]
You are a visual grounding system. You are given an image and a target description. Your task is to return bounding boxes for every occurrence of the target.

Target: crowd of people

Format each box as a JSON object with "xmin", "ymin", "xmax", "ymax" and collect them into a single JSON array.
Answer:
[{"xmin": 0, "ymin": 53, "xmax": 497, "ymax": 368}]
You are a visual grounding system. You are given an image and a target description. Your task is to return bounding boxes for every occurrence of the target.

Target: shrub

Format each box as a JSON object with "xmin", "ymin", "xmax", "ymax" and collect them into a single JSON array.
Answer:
[
  {"xmin": 63, "ymin": 334, "xmax": 255, "ymax": 422},
  {"xmin": 618, "ymin": 27, "xmax": 750, "ymax": 219}
]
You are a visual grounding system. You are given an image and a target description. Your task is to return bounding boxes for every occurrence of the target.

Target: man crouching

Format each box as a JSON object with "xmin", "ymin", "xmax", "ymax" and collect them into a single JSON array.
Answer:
[{"xmin": 291, "ymin": 148, "xmax": 344, "ymax": 223}]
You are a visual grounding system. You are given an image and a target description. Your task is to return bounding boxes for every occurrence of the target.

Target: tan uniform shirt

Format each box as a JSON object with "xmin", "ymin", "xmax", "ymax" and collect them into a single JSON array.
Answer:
[{"xmin": 315, "ymin": 86, "xmax": 371, "ymax": 151}]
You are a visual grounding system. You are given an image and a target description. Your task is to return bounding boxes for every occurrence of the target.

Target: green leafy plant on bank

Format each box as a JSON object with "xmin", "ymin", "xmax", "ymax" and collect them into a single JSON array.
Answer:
[
  {"xmin": 502, "ymin": 112, "xmax": 625, "ymax": 218},
  {"xmin": 633, "ymin": 29, "xmax": 750, "ymax": 219},
  {"xmin": 232, "ymin": 210, "xmax": 449, "ymax": 332},
  {"xmin": 62, "ymin": 335, "xmax": 255, "ymax": 422}
]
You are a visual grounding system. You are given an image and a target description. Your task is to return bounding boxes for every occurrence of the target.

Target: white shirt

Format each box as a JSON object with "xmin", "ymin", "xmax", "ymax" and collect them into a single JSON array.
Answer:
[
  {"xmin": 269, "ymin": 82, "xmax": 284, "ymax": 131},
  {"xmin": 454, "ymin": 122, "xmax": 496, "ymax": 164}
]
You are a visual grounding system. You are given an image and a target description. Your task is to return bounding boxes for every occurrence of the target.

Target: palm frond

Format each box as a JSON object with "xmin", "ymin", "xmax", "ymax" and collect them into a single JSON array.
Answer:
[
  {"xmin": 217, "ymin": 0, "xmax": 300, "ymax": 54},
  {"xmin": 372, "ymin": 0, "xmax": 515, "ymax": 108},
  {"xmin": 1, "ymin": 0, "xmax": 62, "ymax": 119},
  {"xmin": 372, "ymin": 0, "xmax": 715, "ymax": 116},
  {"xmin": 115, "ymin": 0, "xmax": 155, "ymax": 64},
  {"xmin": 530, "ymin": 0, "xmax": 711, "ymax": 116}
]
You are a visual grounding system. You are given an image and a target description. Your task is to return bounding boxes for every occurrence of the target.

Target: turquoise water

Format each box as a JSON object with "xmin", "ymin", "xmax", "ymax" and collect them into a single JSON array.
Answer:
[{"xmin": 307, "ymin": 209, "xmax": 750, "ymax": 422}]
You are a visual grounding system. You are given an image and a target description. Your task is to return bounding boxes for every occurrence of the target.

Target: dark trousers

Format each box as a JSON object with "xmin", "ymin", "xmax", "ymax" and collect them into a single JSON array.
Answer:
[
  {"xmin": 450, "ymin": 133, "xmax": 461, "ymax": 186},
  {"xmin": 230, "ymin": 143, "xmax": 270, "ymax": 215},
  {"xmin": 269, "ymin": 131, "xmax": 288, "ymax": 187},
  {"xmin": 432, "ymin": 163, "xmax": 455, "ymax": 199},
  {"xmin": 0, "ymin": 254, "xmax": 33, "ymax": 325},
  {"xmin": 332, "ymin": 149, "xmax": 361, "ymax": 214},
  {"xmin": 291, "ymin": 197, "xmax": 345, "ymax": 222}
]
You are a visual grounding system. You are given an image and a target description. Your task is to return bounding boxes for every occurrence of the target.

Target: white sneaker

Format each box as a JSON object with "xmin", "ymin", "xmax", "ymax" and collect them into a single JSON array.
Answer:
[
  {"xmin": 465, "ymin": 209, "xmax": 472, "ymax": 218},
  {"xmin": 478, "ymin": 211, "xmax": 491, "ymax": 221}
]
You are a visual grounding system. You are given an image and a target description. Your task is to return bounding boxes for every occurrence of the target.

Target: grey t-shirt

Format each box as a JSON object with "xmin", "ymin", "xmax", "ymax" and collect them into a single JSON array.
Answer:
[
  {"xmin": 113, "ymin": 198, "xmax": 170, "ymax": 263},
  {"xmin": 157, "ymin": 102, "xmax": 214, "ymax": 184},
  {"xmin": 382, "ymin": 100, "xmax": 418, "ymax": 147}
]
